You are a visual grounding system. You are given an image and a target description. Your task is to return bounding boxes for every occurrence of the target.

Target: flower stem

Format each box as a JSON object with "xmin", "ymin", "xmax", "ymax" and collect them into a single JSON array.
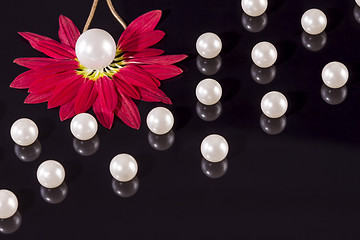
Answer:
[
  {"xmin": 83, "ymin": 0, "xmax": 99, "ymax": 32},
  {"xmin": 106, "ymin": 0, "xmax": 127, "ymax": 30},
  {"xmin": 83, "ymin": 0, "xmax": 127, "ymax": 32}
]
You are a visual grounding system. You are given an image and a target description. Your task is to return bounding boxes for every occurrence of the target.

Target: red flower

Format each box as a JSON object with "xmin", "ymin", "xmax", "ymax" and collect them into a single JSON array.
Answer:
[{"xmin": 11, "ymin": 10, "xmax": 187, "ymax": 129}]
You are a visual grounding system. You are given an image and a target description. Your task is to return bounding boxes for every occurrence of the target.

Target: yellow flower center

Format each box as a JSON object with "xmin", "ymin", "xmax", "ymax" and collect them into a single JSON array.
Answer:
[{"xmin": 76, "ymin": 49, "xmax": 124, "ymax": 80}]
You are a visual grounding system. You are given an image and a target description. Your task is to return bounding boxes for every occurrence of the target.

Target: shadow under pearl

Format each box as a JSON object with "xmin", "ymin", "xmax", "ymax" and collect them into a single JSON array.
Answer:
[
  {"xmin": 14, "ymin": 140, "xmax": 41, "ymax": 162},
  {"xmin": 241, "ymin": 13, "xmax": 268, "ymax": 33},
  {"xmin": 251, "ymin": 64, "xmax": 276, "ymax": 85},
  {"xmin": 320, "ymin": 84, "xmax": 347, "ymax": 105},
  {"xmin": 73, "ymin": 135, "xmax": 100, "ymax": 156},
  {"xmin": 196, "ymin": 55, "xmax": 222, "ymax": 76},
  {"xmin": 0, "ymin": 211, "xmax": 22, "ymax": 234},
  {"xmin": 301, "ymin": 31, "xmax": 327, "ymax": 52},
  {"xmin": 196, "ymin": 101, "xmax": 222, "ymax": 122},
  {"xmin": 40, "ymin": 182, "xmax": 68, "ymax": 204},
  {"xmin": 112, "ymin": 177, "xmax": 139, "ymax": 198},
  {"xmin": 260, "ymin": 114, "xmax": 287, "ymax": 135},
  {"xmin": 148, "ymin": 130, "xmax": 175, "ymax": 151},
  {"xmin": 201, "ymin": 158, "xmax": 228, "ymax": 179}
]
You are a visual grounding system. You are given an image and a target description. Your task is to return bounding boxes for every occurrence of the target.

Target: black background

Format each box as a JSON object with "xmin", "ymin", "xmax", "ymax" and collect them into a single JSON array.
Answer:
[{"xmin": 1, "ymin": 0, "xmax": 360, "ymax": 239}]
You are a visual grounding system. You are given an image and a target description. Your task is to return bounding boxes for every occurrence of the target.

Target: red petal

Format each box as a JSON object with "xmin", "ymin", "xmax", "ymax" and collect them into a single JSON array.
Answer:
[
  {"xmin": 123, "ymin": 48, "xmax": 164, "ymax": 59},
  {"xmin": 115, "ymin": 93, "xmax": 141, "ymax": 129},
  {"xmin": 95, "ymin": 77, "xmax": 117, "ymax": 112},
  {"xmin": 115, "ymin": 65, "xmax": 159, "ymax": 89},
  {"xmin": 11, "ymin": 62, "xmax": 77, "ymax": 89},
  {"xmin": 19, "ymin": 32, "xmax": 75, "ymax": 59},
  {"xmin": 93, "ymin": 97, "xmax": 115, "ymax": 129},
  {"xmin": 29, "ymin": 71, "xmax": 77, "ymax": 94},
  {"xmin": 127, "ymin": 54, "xmax": 188, "ymax": 65},
  {"xmin": 59, "ymin": 99, "xmax": 76, "ymax": 121},
  {"xmin": 47, "ymin": 75, "xmax": 83, "ymax": 108},
  {"xmin": 113, "ymin": 75, "xmax": 140, "ymax": 99},
  {"xmin": 118, "ymin": 10, "xmax": 162, "ymax": 46},
  {"xmin": 14, "ymin": 58, "xmax": 72, "ymax": 70},
  {"xmin": 58, "ymin": 15, "xmax": 80, "ymax": 49},
  {"xmin": 138, "ymin": 87, "xmax": 172, "ymax": 104},
  {"xmin": 140, "ymin": 65, "xmax": 183, "ymax": 80},
  {"xmin": 92, "ymin": 77, "xmax": 117, "ymax": 129},
  {"xmin": 36, "ymin": 40, "xmax": 76, "ymax": 59},
  {"xmin": 19, "ymin": 32, "xmax": 53, "ymax": 48},
  {"xmin": 74, "ymin": 80, "xmax": 98, "ymax": 114},
  {"xmin": 120, "ymin": 30, "xmax": 165, "ymax": 52},
  {"xmin": 24, "ymin": 92, "xmax": 52, "ymax": 104},
  {"xmin": 11, "ymin": 70, "xmax": 39, "ymax": 89}
]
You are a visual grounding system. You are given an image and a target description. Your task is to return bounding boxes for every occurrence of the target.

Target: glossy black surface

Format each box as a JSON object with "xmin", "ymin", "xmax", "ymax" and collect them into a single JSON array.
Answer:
[{"xmin": 2, "ymin": 0, "xmax": 360, "ymax": 239}]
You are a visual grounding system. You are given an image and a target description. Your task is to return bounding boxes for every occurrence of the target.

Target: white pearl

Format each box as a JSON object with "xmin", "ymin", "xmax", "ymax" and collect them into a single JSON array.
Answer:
[
  {"xmin": 70, "ymin": 113, "xmax": 98, "ymax": 141},
  {"xmin": 75, "ymin": 29, "xmax": 117, "ymax": 70},
  {"xmin": 0, "ymin": 190, "xmax": 18, "ymax": 219},
  {"xmin": 241, "ymin": 0, "xmax": 268, "ymax": 17},
  {"xmin": 196, "ymin": 33, "xmax": 222, "ymax": 59},
  {"xmin": 37, "ymin": 160, "xmax": 65, "ymax": 189},
  {"xmin": 110, "ymin": 154, "xmax": 138, "ymax": 182},
  {"xmin": 201, "ymin": 134, "xmax": 229, "ymax": 163},
  {"xmin": 146, "ymin": 107, "xmax": 174, "ymax": 135},
  {"xmin": 322, "ymin": 61, "xmax": 349, "ymax": 89},
  {"xmin": 261, "ymin": 91, "xmax": 288, "ymax": 118},
  {"xmin": 10, "ymin": 118, "xmax": 38, "ymax": 146},
  {"xmin": 357, "ymin": 0, "xmax": 360, "ymax": 7},
  {"xmin": 196, "ymin": 78, "xmax": 222, "ymax": 105},
  {"xmin": 251, "ymin": 41, "xmax": 277, "ymax": 68},
  {"xmin": 301, "ymin": 9, "xmax": 327, "ymax": 35}
]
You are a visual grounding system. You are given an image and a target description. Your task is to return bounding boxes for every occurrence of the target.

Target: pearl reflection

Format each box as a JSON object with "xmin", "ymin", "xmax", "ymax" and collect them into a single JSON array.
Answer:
[
  {"xmin": 321, "ymin": 84, "xmax": 347, "ymax": 105},
  {"xmin": 196, "ymin": 55, "xmax": 222, "ymax": 75},
  {"xmin": 73, "ymin": 135, "xmax": 100, "ymax": 156},
  {"xmin": 260, "ymin": 114, "xmax": 287, "ymax": 135},
  {"xmin": 241, "ymin": 13, "xmax": 268, "ymax": 33},
  {"xmin": 14, "ymin": 140, "xmax": 41, "ymax": 162},
  {"xmin": 201, "ymin": 158, "xmax": 228, "ymax": 179},
  {"xmin": 112, "ymin": 177, "xmax": 139, "ymax": 198},
  {"xmin": 0, "ymin": 211, "xmax": 21, "ymax": 234},
  {"xmin": 196, "ymin": 101, "xmax": 222, "ymax": 121},
  {"xmin": 301, "ymin": 31, "xmax": 327, "ymax": 52},
  {"xmin": 251, "ymin": 64, "xmax": 276, "ymax": 84},
  {"xmin": 40, "ymin": 182, "xmax": 68, "ymax": 204},
  {"xmin": 354, "ymin": 5, "xmax": 360, "ymax": 24},
  {"xmin": 148, "ymin": 130, "xmax": 175, "ymax": 151}
]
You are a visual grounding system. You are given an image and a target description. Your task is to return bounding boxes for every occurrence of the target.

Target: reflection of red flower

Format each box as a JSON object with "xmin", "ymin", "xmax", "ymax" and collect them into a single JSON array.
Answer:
[{"xmin": 11, "ymin": 10, "xmax": 187, "ymax": 129}]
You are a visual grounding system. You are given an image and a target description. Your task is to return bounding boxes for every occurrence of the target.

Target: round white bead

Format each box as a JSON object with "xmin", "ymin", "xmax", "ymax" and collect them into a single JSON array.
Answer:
[
  {"xmin": 70, "ymin": 113, "xmax": 98, "ymax": 141},
  {"xmin": 241, "ymin": 0, "xmax": 268, "ymax": 17},
  {"xmin": 110, "ymin": 154, "xmax": 138, "ymax": 182},
  {"xmin": 357, "ymin": 0, "xmax": 360, "ymax": 7},
  {"xmin": 251, "ymin": 41, "xmax": 277, "ymax": 68},
  {"xmin": 146, "ymin": 107, "xmax": 174, "ymax": 135},
  {"xmin": 261, "ymin": 91, "xmax": 288, "ymax": 118},
  {"xmin": 37, "ymin": 160, "xmax": 65, "ymax": 189},
  {"xmin": 322, "ymin": 61, "xmax": 349, "ymax": 89},
  {"xmin": 201, "ymin": 134, "xmax": 229, "ymax": 163},
  {"xmin": 196, "ymin": 33, "xmax": 222, "ymax": 59},
  {"xmin": 0, "ymin": 190, "xmax": 18, "ymax": 219},
  {"xmin": 301, "ymin": 9, "xmax": 327, "ymax": 35},
  {"xmin": 10, "ymin": 118, "xmax": 38, "ymax": 146},
  {"xmin": 196, "ymin": 78, "xmax": 222, "ymax": 105},
  {"xmin": 75, "ymin": 28, "xmax": 117, "ymax": 70}
]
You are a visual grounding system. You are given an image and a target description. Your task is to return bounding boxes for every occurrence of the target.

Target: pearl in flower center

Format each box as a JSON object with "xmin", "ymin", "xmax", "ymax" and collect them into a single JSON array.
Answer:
[{"xmin": 75, "ymin": 29, "xmax": 117, "ymax": 70}]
